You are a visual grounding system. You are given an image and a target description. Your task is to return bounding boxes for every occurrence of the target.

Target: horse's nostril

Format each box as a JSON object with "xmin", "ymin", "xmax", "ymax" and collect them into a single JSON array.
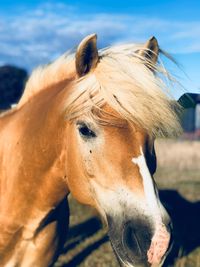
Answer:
[
  {"xmin": 122, "ymin": 222, "xmax": 143, "ymax": 257},
  {"xmin": 122, "ymin": 220, "xmax": 153, "ymax": 263}
]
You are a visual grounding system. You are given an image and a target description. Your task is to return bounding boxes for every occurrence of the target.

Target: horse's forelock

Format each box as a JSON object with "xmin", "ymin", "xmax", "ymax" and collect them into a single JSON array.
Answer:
[{"xmin": 65, "ymin": 45, "xmax": 182, "ymax": 138}]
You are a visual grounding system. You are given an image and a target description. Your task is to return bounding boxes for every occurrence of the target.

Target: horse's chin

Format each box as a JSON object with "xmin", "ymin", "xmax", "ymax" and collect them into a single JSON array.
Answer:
[
  {"xmin": 107, "ymin": 214, "xmax": 170, "ymax": 267},
  {"xmin": 107, "ymin": 218, "xmax": 152, "ymax": 267},
  {"xmin": 109, "ymin": 233, "xmax": 169, "ymax": 267},
  {"xmin": 109, "ymin": 239, "xmax": 151, "ymax": 267}
]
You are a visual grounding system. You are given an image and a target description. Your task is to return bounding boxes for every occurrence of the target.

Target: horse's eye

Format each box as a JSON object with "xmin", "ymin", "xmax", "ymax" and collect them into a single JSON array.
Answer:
[{"xmin": 78, "ymin": 124, "xmax": 96, "ymax": 139}]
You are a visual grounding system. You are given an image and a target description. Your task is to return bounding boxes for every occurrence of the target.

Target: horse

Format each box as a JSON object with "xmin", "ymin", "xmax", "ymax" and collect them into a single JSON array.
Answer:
[{"xmin": 0, "ymin": 33, "xmax": 182, "ymax": 267}]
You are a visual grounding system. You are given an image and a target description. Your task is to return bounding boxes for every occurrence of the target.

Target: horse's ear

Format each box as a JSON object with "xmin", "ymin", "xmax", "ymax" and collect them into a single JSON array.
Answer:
[
  {"xmin": 138, "ymin": 36, "xmax": 159, "ymax": 65},
  {"xmin": 75, "ymin": 34, "xmax": 99, "ymax": 77}
]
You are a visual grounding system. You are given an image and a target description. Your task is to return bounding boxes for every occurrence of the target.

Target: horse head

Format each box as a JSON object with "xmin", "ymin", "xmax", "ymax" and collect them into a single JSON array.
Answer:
[{"xmin": 64, "ymin": 34, "xmax": 181, "ymax": 267}]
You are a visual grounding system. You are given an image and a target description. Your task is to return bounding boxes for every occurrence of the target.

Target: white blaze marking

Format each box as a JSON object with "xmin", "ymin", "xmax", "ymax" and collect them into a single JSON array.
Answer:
[
  {"xmin": 90, "ymin": 147, "xmax": 165, "ymax": 220},
  {"xmin": 132, "ymin": 147, "xmax": 171, "ymax": 264},
  {"xmin": 132, "ymin": 147, "xmax": 161, "ymax": 220}
]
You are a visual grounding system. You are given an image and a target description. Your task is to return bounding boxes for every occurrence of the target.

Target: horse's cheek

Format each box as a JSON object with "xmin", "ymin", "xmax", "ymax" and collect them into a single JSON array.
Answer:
[{"xmin": 66, "ymin": 154, "xmax": 96, "ymax": 206}]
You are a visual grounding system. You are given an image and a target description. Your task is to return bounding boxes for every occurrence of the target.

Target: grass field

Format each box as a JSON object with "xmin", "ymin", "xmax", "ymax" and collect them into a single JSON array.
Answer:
[{"xmin": 55, "ymin": 139, "xmax": 200, "ymax": 267}]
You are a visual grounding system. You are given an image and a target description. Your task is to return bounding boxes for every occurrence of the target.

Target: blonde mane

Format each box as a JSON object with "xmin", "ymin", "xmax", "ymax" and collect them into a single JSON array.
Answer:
[
  {"xmin": 19, "ymin": 43, "xmax": 182, "ymax": 137},
  {"xmin": 18, "ymin": 53, "xmax": 76, "ymax": 107}
]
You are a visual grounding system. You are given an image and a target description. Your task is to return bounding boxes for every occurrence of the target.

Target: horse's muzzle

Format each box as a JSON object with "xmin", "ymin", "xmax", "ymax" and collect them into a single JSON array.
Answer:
[{"xmin": 107, "ymin": 214, "xmax": 172, "ymax": 267}]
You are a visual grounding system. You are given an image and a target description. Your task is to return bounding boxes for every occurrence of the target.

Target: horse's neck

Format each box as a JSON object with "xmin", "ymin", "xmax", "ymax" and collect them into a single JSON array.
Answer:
[
  {"xmin": 0, "ymin": 200, "xmax": 69, "ymax": 266},
  {"xmin": 0, "ymin": 84, "xmax": 69, "ymax": 252}
]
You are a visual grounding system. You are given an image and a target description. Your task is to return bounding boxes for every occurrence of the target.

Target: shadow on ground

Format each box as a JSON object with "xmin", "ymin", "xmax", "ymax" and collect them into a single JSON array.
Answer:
[
  {"xmin": 58, "ymin": 190, "xmax": 200, "ymax": 267},
  {"xmin": 160, "ymin": 190, "xmax": 200, "ymax": 266},
  {"xmin": 59, "ymin": 217, "xmax": 108, "ymax": 266}
]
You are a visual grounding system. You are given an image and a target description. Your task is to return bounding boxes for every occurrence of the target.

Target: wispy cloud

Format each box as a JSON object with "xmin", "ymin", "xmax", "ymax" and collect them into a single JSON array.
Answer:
[{"xmin": 1, "ymin": 2, "xmax": 200, "ymax": 70}]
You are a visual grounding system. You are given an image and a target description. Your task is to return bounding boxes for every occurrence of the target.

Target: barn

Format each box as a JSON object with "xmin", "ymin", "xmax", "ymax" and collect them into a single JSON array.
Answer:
[{"xmin": 180, "ymin": 93, "xmax": 200, "ymax": 139}]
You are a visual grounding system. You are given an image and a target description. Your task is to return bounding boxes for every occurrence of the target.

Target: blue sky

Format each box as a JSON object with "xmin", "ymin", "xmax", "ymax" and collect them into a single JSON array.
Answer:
[{"xmin": 1, "ymin": 0, "xmax": 200, "ymax": 98}]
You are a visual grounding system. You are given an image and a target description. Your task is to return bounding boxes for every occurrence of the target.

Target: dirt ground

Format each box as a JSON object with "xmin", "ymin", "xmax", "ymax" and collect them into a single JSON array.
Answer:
[{"xmin": 54, "ymin": 139, "xmax": 200, "ymax": 267}]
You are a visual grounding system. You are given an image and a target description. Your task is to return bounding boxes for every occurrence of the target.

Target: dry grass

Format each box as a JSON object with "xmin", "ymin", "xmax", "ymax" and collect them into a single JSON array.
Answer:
[
  {"xmin": 155, "ymin": 139, "xmax": 200, "ymax": 172},
  {"xmin": 55, "ymin": 139, "xmax": 200, "ymax": 267},
  {"xmin": 154, "ymin": 139, "xmax": 200, "ymax": 267},
  {"xmin": 155, "ymin": 139, "xmax": 200, "ymax": 201}
]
